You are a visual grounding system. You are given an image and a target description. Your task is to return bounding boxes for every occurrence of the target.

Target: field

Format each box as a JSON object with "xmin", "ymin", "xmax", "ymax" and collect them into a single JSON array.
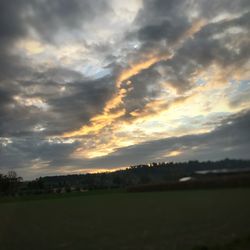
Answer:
[{"xmin": 0, "ymin": 188, "xmax": 250, "ymax": 250}]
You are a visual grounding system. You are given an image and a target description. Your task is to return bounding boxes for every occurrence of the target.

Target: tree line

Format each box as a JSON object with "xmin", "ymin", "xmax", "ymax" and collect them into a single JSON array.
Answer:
[
  {"xmin": 41, "ymin": 159, "xmax": 250, "ymax": 191},
  {"xmin": 1, "ymin": 159, "xmax": 250, "ymax": 196}
]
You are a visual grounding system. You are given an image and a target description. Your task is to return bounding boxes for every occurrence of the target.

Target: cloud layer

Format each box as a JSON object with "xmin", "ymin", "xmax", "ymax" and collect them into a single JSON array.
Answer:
[{"xmin": 0, "ymin": 0, "xmax": 249, "ymax": 179}]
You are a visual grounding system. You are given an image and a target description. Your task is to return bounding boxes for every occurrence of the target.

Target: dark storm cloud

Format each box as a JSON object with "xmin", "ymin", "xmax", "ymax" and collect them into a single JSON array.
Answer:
[
  {"xmin": 0, "ymin": 71, "xmax": 115, "ymax": 137},
  {"xmin": 0, "ymin": 0, "xmax": 111, "ymax": 44},
  {"xmin": 135, "ymin": 0, "xmax": 185, "ymax": 26},
  {"xmin": 197, "ymin": 0, "xmax": 250, "ymax": 18},
  {"xmin": 122, "ymin": 68, "xmax": 162, "ymax": 118},
  {"xmin": 24, "ymin": 0, "xmax": 111, "ymax": 43},
  {"xmin": 137, "ymin": 19, "xmax": 188, "ymax": 44},
  {"xmin": 179, "ymin": 12, "xmax": 250, "ymax": 67},
  {"xmin": 0, "ymin": 0, "xmax": 29, "ymax": 80},
  {"xmin": 0, "ymin": 89, "xmax": 12, "ymax": 108},
  {"xmin": 0, "ymin": 86, "xmax": 40, "ymax": 137},
  {"xmin": 0, "ymin": 104, "xmax": 45, "ymax": 137},
  {"xmin": 46, "ymin": 75, "xmax": 115, "ymax": 135},
  {"xmin": 0, "ymin": 0, "xmax": 114, "ymax": 137},
  {"xmin": 129, "ymin": 1, "xmax": 250, "ymax": 92},
  {"xmin": 0, "ymin": 136, "xmax": 80, "ymax": 173},
  {"xmin": 158, "ymin": 11, "xmax": 250, "ymax": 91},
  {"xmin": 133, "ymin": 0, "xmax": 190, "ymax": 45},
  {"xmin": 0, "ymin": 89, "xmax": 14, "ymax": 134},
  {"xmin": 135, "ymin": 0, "xmax": 250, "ymax": 35},
  {"xmin": 0, "ymin": 0, "xmax": 111, "ymax": 78},
  {"xmin": 126, "ymin": 0, "xmax": 189, "ymax": 57}
]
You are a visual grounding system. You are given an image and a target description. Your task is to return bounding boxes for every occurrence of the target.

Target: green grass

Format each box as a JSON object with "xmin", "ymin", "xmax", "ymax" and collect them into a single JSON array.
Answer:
[
  {"xmin": 0, "ymin": 189, "xmax": 122, "ymax": 204},
  {"xmin": 192, "ymin": 235, "xmax": 250, "ymax": 250},
  {"xmin": 0, "ymin": 188, "xmax": 250, "ymax": 250}
]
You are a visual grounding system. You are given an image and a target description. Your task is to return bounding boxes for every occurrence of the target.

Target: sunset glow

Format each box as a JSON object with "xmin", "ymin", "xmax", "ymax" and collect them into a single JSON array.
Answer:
[{"xmin": 0, "ymin": 0, "xmax": 249, "ymax": 179}]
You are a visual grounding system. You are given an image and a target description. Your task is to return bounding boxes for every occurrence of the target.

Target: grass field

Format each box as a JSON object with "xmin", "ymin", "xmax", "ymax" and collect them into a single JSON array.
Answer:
[{"xmin": 0, "ymin": 188, "xmax": 250, "ymax": 250}]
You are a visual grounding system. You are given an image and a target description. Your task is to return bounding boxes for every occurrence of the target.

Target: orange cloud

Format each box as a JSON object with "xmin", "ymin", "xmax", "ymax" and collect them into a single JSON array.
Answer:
[
  {"xmin": 184, "ymin": 19, "xmax": 207, "ymax": 39},
  {"xmin": 63, "ymin": 54, "xmax": 170, "ymax": 138},
  {"xmin": 62, "ymin": 18, "xmax": 207, "ymax": 140},
  {"xmin": 63, "ymin": 17, "xmax": 249, "ymax": 160},
  {"xmin": 117, "ymin": 56, "xmax": 162, "ymax": 87},
  {"xmin": 165, "ymin": 150, "xmax": 182, "ymax": 157},
  {"xmin": 63, "ymin": 108, "xmax": 125, "ymax": 137},
  {"xmin": 105, "ymin": 54, "xmax": 170, "ymax": 112}
]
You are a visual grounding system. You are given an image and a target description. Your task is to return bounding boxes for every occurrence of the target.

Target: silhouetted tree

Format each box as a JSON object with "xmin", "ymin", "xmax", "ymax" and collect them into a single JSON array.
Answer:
[{"xmin": 0, "ymin": 171, "xmax": 23, "ymax": 196}]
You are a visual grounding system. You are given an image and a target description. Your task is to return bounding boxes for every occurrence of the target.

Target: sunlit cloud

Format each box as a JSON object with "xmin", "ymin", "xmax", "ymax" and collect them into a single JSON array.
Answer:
[
  {"xmin": 13, "ymin": 96, "xmax": 49, "ymax": 110},
  {"xmin": 1, "ymin": 0, "xmax": 249, "ymax": 178},
  {"xmin": 16, "ymin": 39, "xmax": 45, "ymax": 55},
  {"xmin": 63, "ymin": 57, "xmax": 250, "ymax": 159},
  {"xmin": 63, "ymin": 54, "xmax": 171, "ymax": 138},
  {"xmin": 165, "ymin": 150, "xmax": 182, "ymax": 157}
]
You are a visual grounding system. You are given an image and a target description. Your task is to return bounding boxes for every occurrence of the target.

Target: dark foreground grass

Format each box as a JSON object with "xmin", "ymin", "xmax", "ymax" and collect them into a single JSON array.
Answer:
[
  {"xmin": 0, "ymin": 189, "xmax": 121, "ymax": 204},
  {"xmin": 0, "ymin": 188, "xmax": 250, "ymax": 250},
  {"xmin": 193, "ymin": 235, "xmax": 250, "ymax": 250}
]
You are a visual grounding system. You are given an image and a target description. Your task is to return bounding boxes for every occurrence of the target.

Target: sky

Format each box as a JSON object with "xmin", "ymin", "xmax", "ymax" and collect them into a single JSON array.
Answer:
[{"xmin": 0, "ymin": 0, "xmax": 250, "ymax": 180}]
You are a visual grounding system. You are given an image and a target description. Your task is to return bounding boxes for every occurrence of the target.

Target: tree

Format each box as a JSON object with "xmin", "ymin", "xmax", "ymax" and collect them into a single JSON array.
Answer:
[
  {"xmin": 0, "ymin": 171, "xmax": 22, "ymax": 196},
  {"xmin": 8, "ymin": 171, "xmax": 23, "ymax": 195}
]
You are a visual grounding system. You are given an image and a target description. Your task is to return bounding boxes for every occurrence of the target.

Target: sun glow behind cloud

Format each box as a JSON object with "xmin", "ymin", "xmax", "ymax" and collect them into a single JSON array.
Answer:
[
  {"xmin": 62, "ymin": 54, "xmax": 170, "ymax": 138},
  {"xmin": 1, "ymin": 0, "xmax": 250, "ymax": 179},
  {"xmin": 59, "ymin": 15, "xmax": 250, "ymax": 161},
  {"xmin": 61, "ymin": 34, "xmax": 249, "ymax": 161},
  {"xmin": 62, "ymin": 18, "xmax": 208, "ymax": 142},
  {"xmin": 69, "ymin": 62, "xmax": 249, "ymax": 160}
]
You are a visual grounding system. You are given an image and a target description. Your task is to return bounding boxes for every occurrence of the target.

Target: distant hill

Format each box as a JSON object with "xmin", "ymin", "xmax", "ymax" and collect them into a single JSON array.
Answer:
[{"xmin": 40, "ymin": 159, "xmax": 250, "ymax": 190}]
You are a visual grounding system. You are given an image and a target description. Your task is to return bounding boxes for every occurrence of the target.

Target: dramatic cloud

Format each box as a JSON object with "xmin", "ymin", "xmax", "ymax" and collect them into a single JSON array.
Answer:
[{"xmin": 0, "ymin": 0, "xmax": 249, "ymax": 179}]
